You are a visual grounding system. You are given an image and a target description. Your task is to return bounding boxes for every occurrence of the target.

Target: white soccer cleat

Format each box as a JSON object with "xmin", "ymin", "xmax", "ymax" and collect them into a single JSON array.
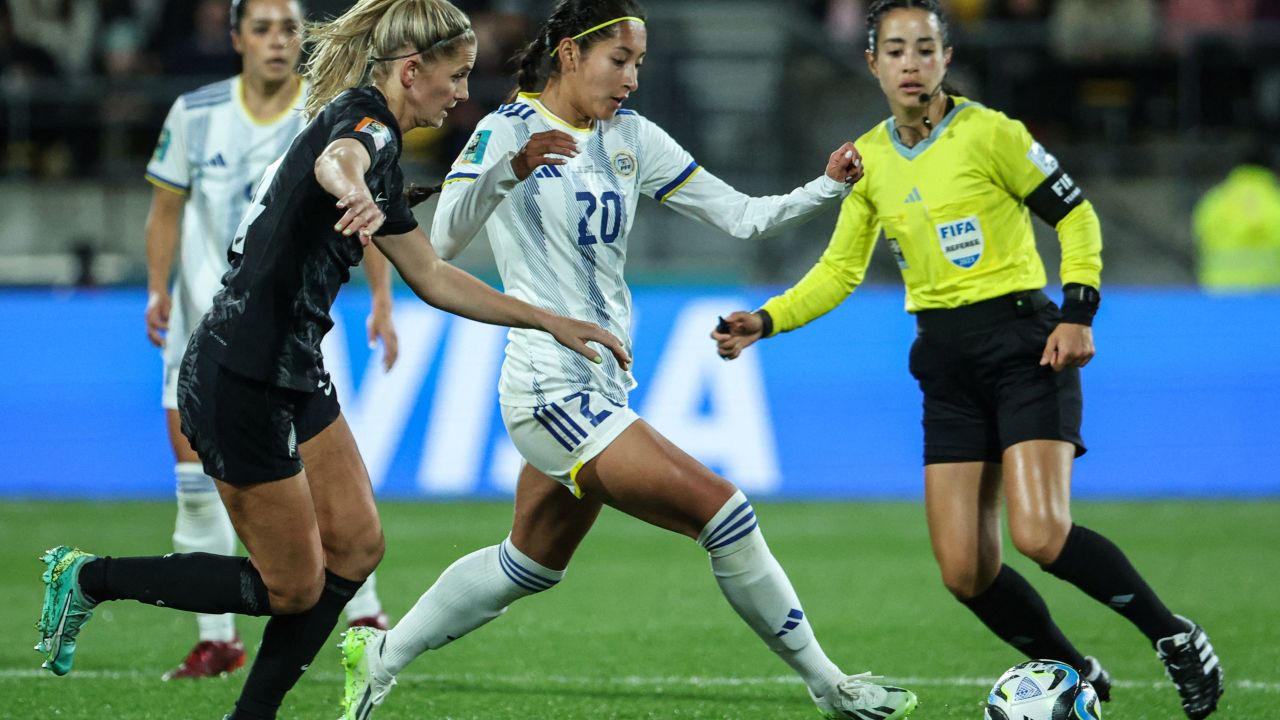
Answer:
[
  {"xmin": 810, "ymin": 672, "xmax": 919, "ymax": 720},
  {"xmin": 338, "ymin": 627, "xmax": 397, "ymax": 720}
]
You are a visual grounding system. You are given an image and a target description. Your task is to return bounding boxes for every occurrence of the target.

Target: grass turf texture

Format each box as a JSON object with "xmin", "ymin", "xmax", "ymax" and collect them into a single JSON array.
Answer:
[{"xmin": 2, "ymin": 500, "xmax": 1275, "ymax": 719}]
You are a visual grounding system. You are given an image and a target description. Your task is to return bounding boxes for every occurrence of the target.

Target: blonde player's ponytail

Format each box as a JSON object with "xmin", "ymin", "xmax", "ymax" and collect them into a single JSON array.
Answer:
[{"xmin": 303, "ymin": 0, "xmax": 474, "ymax": 119}]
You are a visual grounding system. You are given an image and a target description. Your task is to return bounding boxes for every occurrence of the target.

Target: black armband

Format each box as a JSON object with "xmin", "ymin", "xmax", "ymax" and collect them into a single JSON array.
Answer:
[
  {"xmin": 1025, "ymin": 167, "xmax": 1085, "ymax": 226},
  {"xmin": 1060, "ymin": 283, "xmax": 1100, "ymax": 326},
  {"xmin": 754, "ymin": 308, "xmax": 775, "ymax": 338}
]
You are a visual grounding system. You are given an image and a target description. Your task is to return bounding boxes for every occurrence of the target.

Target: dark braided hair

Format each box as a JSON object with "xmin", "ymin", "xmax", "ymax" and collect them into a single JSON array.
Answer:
[
  {"xmin": 509, "ymin": 0, "xmax": 646, "ymax": 101},
  {"xmin": 866, "ymin": 0, "xmax": 950, "ymax": 53}
]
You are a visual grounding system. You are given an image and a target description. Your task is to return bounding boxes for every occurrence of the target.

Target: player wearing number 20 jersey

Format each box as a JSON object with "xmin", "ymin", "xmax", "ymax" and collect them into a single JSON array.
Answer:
[{"xmin": 433, "ymin": 92, "xmax": 850, "ymax": 409}]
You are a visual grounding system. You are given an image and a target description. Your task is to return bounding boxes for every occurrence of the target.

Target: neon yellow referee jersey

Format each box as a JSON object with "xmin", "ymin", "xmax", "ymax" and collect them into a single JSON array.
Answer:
[{"xmin": 763, "ymin": 98, "xmax": 1102, "ymax": 332}]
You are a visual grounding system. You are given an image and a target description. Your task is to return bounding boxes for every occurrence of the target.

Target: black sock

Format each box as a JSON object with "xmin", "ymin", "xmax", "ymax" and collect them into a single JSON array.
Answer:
[
  {"xmin": 1042, "ymin": 524, "xmax": 1183, "ymax": 642},
  {"xmin": 229, "ymin": 570, "xmax": 363, "ymax": 720},
  {"xmin": 960, "ymin": 564, "xmax": 1088, "ymax": 670},
  {"xmin": 77, "ymin": 553, "xmax": 271, "ymax": 615}
]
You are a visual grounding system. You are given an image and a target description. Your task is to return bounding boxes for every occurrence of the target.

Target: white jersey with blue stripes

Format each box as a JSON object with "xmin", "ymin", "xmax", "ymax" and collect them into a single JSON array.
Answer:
[
  {"xmin": 145, "ymin": 76, "xmax": 308, "ymax": 331},
  {"xmin": 432, "ymin": 92, "xmax": 849, "ymax": 408}
]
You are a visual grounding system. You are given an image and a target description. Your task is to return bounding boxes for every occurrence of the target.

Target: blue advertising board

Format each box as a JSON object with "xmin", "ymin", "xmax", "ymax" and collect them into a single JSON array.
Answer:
[{"xmin": 1, "ymin": 288, "xmax": 1276, "ymax": 499}]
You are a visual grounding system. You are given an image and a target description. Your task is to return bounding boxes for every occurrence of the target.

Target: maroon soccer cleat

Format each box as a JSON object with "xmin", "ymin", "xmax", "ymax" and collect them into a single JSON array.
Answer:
[
  {"xmin": 162, "ymin": 637, "xmax": 246, "ymax": 680},
  {"xmin": 347, "ymin": 612, "xmax": 390, "ymax": 631}
]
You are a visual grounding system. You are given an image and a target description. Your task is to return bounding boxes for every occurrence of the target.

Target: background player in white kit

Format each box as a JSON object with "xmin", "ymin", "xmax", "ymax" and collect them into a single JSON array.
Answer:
[
  {"xmin": 141, "ymin": 0, "xmax": 391, "ymax": 680},
  {"xmin": 338, "ymin": 3, "xmax": 916, "ymax": 719}
]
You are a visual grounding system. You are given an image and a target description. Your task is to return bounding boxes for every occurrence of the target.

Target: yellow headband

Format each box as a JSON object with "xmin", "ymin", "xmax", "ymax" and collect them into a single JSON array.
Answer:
[{"xmin": 549, "ymin": 16, "xmax": 645, "ymax": 57}]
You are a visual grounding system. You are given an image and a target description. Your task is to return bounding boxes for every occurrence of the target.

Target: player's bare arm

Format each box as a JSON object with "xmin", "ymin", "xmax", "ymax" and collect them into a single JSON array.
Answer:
[
  {"xmin": 143, "ymin": 185, "xmax": 186, "ymax": 347},
  {"xmin": 363, "ymin": 243, "xmax": 399, "ymax": 371},
  {"xmin": 315, "ymin": 137, "xmax": 383, "ymax": 242}
]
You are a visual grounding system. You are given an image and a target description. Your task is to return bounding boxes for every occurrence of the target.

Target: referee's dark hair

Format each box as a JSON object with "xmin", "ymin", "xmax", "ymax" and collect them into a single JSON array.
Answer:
[{"xmin": 866, "ymin": 0, "xmax": 950, "ymax": 53}]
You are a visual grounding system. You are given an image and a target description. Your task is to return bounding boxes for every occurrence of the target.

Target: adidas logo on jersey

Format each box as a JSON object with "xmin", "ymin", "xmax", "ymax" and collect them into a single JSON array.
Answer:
[
  {"xmin": 205, "ymin": 153, "xmax": 227, "ymax": 168},
  {"xmin": 534, "ymin": 165, "xmax": 564, "ymax": 179},
  {"xmin": 904, "ymin": 187, "xmax": 922, "ymax": 203}
]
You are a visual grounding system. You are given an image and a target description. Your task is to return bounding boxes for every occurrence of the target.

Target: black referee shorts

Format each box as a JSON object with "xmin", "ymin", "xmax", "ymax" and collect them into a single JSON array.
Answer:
[
  {"xmin": 908, "ymin": 290, "xmax": 1085, "ymax": 466},
  {"xmin": 177, "ymin": 332, "xmax": 341, "ymax": 486}
]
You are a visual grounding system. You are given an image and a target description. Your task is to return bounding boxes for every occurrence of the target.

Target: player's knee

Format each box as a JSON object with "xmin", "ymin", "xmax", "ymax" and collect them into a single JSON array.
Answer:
[
  {"xmin": 266, "ymin": 572, "xmax": 325, "ymax": 614},
  {"xmin": 939, "ymin": 562, "xmax": 986, "ymax": 599},
  {"xmin": 1009, "ymin": 517, "xmax": 1070, "ymax": 565}
]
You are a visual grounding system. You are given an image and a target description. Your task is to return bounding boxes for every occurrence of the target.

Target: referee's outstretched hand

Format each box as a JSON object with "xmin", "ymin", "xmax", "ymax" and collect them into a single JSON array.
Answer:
[
  {"xmin": 511, "ymin": 130, "xmax": 578, "ymax": 181},
  {"xmin": 543, "ymin": 315, "xmax": 632, "ymax": 372},
  {"xmin": 710, "ymin": 311, "xmax": 764, "ymax": 361},
  {"xmin": 825, "ymin": 142, "xmax": 864, "ymax": 185},
  {"xmin": 1041, "ymin": 322, "xmax": 1095, "ymax": 371}
]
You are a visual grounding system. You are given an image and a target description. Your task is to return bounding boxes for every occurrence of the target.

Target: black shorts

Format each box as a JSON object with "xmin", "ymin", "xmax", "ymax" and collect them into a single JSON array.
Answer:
[
  {"xmin": 909, "ymin": 290, "xmax": 1085, "ymax": 466},
  {"xmin": 177, "ymin": 331, "xmax": 341, "ymax": 486}
]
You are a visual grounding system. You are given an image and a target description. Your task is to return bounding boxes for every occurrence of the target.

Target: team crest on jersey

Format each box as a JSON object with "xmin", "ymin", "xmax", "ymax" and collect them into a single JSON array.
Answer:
[
  {"xmin": 936, "ymin": 216, "xmax": 984, "ymax": 268},
  {"xmin": 611, "ymin": 150, "xmax": 637, "ymax": 178},
  {"xmin": 461, "ymin": 130, "xmax": 491, "ymax": 164},
  {"xmin": 1026, "ymin": 141, "xmax": 1060, "ymax": 177},
  {"xmin": 355, "ymin": 117, "xmax": 392, "ymax": 151}
]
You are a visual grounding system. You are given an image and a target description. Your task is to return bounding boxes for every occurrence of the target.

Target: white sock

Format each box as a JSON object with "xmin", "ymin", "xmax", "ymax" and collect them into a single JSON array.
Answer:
[
  {"xmin": 173, "ymin": 462, "xmax": 237, "ymax": 643},
  {"xmin": 379, "ymin": 536, "xmax": 564, "ymax": 677},
  {"xmin": 344, "ymin": 571, "xmax": 384, "ymax": 621},
  {"xmin": 700, "ymin": 490, "xmax": 843, "ymax": 699}
]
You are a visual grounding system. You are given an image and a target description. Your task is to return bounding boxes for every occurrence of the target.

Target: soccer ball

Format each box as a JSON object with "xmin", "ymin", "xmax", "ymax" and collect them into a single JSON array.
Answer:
[{"xmin": 984, "ymin": 659, "xmax": 1102, "ymax": 720}]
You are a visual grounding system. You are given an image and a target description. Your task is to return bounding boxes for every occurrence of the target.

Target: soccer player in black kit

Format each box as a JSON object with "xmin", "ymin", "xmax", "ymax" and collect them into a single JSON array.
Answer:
[{"xmin": 33, "ymin": 1, "xmax": 629, "ymax": 718}]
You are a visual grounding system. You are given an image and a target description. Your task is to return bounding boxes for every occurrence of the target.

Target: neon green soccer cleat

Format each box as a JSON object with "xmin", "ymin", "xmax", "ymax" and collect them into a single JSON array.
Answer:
[
  {"xmin": 35, "ymin": 546, "xmax": 98, "ymax": 676},
  {"xmin": 339, "ymin": 626, "xmax": 397, "ymax": 720}
]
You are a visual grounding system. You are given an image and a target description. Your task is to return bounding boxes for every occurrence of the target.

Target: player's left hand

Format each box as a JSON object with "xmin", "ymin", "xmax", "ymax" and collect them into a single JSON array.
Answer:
[
  {"xmin": 1040, "ymin": 323, "xmax": 1094, "ymax": 371},
  {"xmin": 335, "ymin": 189, "xmax": 385, "ymax": 245},
  {"xmin": 367, "ymin": 305, "xmax": 399, "ymax": 372},
  {"xmin": 825, "ymin": 142, "xmax": 864, "ymax": 185}
]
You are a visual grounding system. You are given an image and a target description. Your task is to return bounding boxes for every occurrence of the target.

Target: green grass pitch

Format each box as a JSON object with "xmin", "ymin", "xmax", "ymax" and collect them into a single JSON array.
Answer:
[{"xmin": 2, "ymin": 500, "xmax": 1276, "ymax": 719}]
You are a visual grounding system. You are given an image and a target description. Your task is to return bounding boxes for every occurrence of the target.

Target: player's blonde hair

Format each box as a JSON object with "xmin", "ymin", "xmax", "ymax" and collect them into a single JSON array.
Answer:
[{"xmin": 302, "ymin": 0, "xmax": 473, "ymax": 119}]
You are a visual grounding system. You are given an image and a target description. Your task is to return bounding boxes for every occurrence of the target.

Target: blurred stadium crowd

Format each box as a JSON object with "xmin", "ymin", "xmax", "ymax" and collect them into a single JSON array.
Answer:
[{"xmin": 2, "ymin": 0, "xmax": 1278, "ymax": 287}]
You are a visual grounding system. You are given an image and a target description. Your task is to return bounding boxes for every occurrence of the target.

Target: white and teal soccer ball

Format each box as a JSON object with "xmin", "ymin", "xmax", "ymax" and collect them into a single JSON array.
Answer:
[{"xmin": 984, "ymin": 660, "xmax": 1102, "ymax": 720}]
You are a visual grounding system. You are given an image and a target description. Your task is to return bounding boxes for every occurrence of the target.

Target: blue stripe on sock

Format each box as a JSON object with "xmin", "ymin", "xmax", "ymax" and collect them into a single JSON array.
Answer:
[
  {"xmin": 497, "ymin": 548, "xmax": 545, "ymax": 592},
  {"xmin": 706, "ymin": 519, "xmax": 759, "ymax": 552},
  {"xmin": 499, "ymin": 544, "xmax": 556, "ymax": 592},
  {"xmin": 706, "ymin": 509, "xmax": 756, "ymax": 549},
  {"xmin": 703, "ymin": 501, "xmax": 751, "ymax": 547},
  {"xmin": 788, "ymin": 608, "xmax": 804, "ymax": 620}
]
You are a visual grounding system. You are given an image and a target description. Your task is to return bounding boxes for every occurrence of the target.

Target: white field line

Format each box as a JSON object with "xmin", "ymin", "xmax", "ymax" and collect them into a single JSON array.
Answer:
[{"xmin": 1, "ymin": 669, "xmax": 1277, "ymax": 692}]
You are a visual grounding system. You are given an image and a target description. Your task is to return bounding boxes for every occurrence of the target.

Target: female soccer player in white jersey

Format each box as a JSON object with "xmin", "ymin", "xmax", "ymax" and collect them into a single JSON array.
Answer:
[
  {"xmin": 142, "ymin": 0, "xmax": 393, "ymax": 681},
  {"xmin": 337, "ymin": 2, "xmax": 916, "ymax": 719},
  {"xmin": 36, "ymin": 2, "xmax": 627, "ymax": 718},
  {"xmin": 712, "ymin": 2, "xmax": 1223, "ymax": 718}
]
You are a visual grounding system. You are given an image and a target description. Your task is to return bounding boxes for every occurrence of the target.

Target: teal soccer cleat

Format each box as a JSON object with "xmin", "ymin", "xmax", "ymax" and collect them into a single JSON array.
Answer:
[{"xmin": 35, "ymin": 546, "xmax": 98, "ymax": 676}]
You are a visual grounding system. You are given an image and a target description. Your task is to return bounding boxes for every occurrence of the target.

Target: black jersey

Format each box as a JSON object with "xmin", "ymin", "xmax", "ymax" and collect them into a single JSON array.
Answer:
[{"xmin": 196, "ymin": 86, "xmax": 418, "ymax": 391}]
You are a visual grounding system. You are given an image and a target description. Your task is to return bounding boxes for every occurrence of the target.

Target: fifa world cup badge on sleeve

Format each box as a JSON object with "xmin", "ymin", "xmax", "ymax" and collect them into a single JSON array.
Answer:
[
  {"xmin": 1026, "ymin": 141, "xmax": 1060, "ymax": 177},
  {"xmin": 936, "ymin": 216, "xmax": 985, "ymax": 269},
  {"xmin": 460, "ymin": 130, "xmax": 491, "ymax": 164},
  {"xmin": 355, "ymin": 117, "xmax": 393, "ymax": 152}
]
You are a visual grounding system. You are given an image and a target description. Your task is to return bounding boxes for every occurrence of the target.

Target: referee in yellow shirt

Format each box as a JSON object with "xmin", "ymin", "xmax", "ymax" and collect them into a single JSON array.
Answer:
[{"xmin": 713, "ymin": 2, "xmax": 1222, "ymax": 718}]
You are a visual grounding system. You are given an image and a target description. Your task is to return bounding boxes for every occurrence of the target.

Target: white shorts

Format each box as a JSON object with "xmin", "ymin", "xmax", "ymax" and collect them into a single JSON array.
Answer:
[
  {"xmin": 501, "ymin": 390, "xmax": 639, "ymax": 497},
  {"xmin": 160, "ymin": 292, "xmax": 196, "ymax": 410}
]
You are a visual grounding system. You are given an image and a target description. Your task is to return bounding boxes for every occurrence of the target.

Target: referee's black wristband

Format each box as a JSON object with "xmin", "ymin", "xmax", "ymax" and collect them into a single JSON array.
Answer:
[
  {"xmin": 754, "ymin": 309, "xmax": 775, "ymax": 338},
  {"xmin": 1060, "ymin": 283, "xmax": 1100, "ymax": 326}
]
